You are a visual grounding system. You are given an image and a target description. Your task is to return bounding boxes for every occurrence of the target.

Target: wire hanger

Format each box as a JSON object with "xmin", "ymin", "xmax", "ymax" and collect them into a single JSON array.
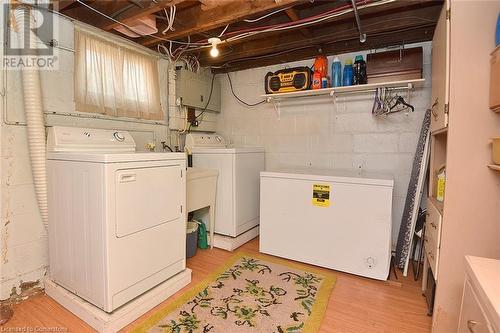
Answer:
[
  {"xmin": 372, "ymin": 87, "xmax": 415, "ymax": 116},
  {"xmin": 389, "ymin": 95, "xmax": 415, "ymax": 113}
]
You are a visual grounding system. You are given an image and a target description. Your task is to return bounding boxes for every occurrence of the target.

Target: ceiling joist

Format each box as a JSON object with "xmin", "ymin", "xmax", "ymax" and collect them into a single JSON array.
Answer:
[
  {"xmin": 212, "ymin": 25, "xmax": 434, "ymax": 74},
  {"xmin": 284, "ymin": 7, "xmax": 313, "ymax": 38},
  {"xmin": 54, "ymin": 0, "xmax": 444, "ymax": 73},
  {"xmin": 100, "ymin": 0, "xmax": 192, "ymax": 31},
  {"xmin": 203, "ymin": 4, "xmax": 441, "ymax": 69},
  {"xmin": 138, "ymin": 0, "xmax": 304, "ymax": 47}
]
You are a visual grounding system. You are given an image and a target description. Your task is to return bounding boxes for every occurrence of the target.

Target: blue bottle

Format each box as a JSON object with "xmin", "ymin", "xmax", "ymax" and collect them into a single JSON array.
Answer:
[
  {"xmin": 343, "ymin": 59, "xmax": 353, "ymax": 86},
  {"xmin": 331, "ymin": 56, "xmax": 342, "ymax": 87}
]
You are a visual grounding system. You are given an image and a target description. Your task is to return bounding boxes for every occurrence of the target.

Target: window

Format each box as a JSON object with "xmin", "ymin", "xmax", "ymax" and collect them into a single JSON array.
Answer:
[{"xmin": 74, "ymin": 29, "xmax": 163, "ymax": 120}]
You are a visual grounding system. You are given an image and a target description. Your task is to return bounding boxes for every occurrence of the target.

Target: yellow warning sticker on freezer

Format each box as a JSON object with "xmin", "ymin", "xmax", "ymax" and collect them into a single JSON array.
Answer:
[{"xmin": 312, "ymin": 184, "xmax": 330, "ymax": 207}]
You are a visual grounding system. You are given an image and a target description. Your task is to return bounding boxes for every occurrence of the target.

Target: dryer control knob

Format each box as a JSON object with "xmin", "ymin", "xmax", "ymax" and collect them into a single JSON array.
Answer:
[{"xmin": 113, "ymin": 132, "xmax": 125, "ymax": 142}]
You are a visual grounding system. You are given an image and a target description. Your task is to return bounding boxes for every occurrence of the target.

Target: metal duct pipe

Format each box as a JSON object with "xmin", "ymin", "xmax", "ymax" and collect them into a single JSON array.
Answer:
[
  {"xmin": 351, "ymin": 0, "xmax": 367, "ymax": 43},
  {"xmin": 13, "ymin": 5, "xmax": 48, "ymax": 229}
]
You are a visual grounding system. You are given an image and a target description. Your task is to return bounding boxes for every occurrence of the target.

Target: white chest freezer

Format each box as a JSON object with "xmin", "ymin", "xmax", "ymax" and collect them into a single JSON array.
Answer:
[{"xmin": 260, "ymin": 169, "xmax": 394, "ymax": 280}]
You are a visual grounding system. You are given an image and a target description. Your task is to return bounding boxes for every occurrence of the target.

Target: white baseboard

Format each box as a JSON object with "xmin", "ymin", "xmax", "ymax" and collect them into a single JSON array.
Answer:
[
  {"xmin": 45, "ymin": 269, "xmax": 192, "ymax": 333},
  {"xmin": 211, "ymin": 226, "xmax": 260, "ymax": 251}
]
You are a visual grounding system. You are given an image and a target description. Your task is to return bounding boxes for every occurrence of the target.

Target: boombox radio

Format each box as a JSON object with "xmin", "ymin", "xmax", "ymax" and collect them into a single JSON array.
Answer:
[{"xmin": 264, "ymin": 67, "xmax": 312, "ymax": 94}]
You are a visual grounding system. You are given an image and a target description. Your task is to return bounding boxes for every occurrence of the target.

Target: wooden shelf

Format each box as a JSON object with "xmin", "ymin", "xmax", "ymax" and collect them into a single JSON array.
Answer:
[
  {"xmin": 261, "ymin": 78, "xmax": 426, "ymax": 101},
  {"xmin": 432, "ymin": 127, "xmax": 448, "ymax": 136},
  {"xmin": 487, "ymin": 164, "xmax": 500, "ymax": 171},
  {"xmin": 429, "ymin": 196, "xmax": 444, "ymax": 215}
]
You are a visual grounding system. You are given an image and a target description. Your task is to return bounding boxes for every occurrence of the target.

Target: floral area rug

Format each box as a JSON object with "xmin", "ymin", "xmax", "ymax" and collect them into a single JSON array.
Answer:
[{"xmin": 133, "ymin": 252, "xmax": 336, "ymax": 333}]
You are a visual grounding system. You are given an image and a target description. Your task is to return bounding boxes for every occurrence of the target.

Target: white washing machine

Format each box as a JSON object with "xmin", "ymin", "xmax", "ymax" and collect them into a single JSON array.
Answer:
[
  {"xmin": 185, "ymin": 133, "xmax": 264, "ymax": 242},
  {"xmin": 47, "ymin": 126, "xmax": 186, "ymax": 313}
]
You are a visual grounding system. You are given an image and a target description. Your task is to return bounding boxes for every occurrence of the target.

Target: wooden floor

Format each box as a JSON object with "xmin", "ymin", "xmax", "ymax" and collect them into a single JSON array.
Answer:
[{"xmin": 2, "ymin": 238, "xmax": 431, "ymax": 332}]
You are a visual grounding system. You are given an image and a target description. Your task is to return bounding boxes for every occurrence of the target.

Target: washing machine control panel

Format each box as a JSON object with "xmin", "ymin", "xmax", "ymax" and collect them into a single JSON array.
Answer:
[{"xmin": 185, "ymin": 133, "xmax": 227, "ymax": 150}]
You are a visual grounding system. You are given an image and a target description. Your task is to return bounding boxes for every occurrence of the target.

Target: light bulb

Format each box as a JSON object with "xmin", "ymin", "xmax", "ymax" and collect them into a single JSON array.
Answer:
[
  {"xmin": 208, "ymin": 37, "xmax": 221, "ymax": 58},
  {"xmin": 210, "ymin": 46, "xmax": 219, "ymax": 58}
]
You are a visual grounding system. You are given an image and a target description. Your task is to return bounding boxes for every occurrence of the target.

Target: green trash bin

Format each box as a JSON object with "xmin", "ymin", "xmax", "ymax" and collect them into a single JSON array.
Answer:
[{"xmin": 186, "ymin": 221, "xmax": 198, "ymax": 258}]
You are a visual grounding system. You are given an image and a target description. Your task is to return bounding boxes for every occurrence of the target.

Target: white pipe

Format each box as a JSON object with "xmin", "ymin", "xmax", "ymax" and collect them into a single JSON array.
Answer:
[{"xmin": 13, "ymin": 6, "xmax": 48, "ymax": 228}]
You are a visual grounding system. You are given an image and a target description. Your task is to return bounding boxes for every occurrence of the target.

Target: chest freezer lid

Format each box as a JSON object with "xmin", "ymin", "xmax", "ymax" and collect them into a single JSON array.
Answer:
[{"xmin": 261, "ymin": 168, "xmax": 394, "ymax": 187}]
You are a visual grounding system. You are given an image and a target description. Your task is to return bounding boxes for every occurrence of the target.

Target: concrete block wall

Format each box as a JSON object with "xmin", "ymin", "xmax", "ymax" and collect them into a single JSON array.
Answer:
[
  {"xmin": 0, "ymin": 13, "xmax": 170, "ymax": 299},
  {"xmin": 217, "ymin": 42, "xmax": 432, "ymax": 247}
]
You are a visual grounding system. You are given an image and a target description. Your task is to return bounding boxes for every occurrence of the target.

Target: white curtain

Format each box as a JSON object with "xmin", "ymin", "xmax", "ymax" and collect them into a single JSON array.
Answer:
[{"xmin": 75, "ymin": 29, "xmax": 163, "ymax": 120}]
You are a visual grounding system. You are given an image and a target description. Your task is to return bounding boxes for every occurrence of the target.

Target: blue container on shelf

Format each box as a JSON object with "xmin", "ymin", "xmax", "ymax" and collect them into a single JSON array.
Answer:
[
  {"xmin": 331, "ymin": 56, "xmax": 342, "ymax": 87},
  {"xmin": 343, "ymin": 59, "xmax": 353, "ymax": 86}
]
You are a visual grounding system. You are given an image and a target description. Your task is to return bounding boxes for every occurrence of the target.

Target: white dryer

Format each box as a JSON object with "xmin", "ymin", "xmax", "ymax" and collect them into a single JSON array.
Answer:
[
  {"xmin": 185, "ymin": 133, "xmax": 264, "ymax": 241},
  {"xmin": 47, "ymin": 126, "xmax": 186, "ymax": 313}
]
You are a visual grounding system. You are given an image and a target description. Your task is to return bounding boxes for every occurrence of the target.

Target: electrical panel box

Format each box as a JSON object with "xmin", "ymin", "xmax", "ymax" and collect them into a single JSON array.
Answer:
[{"xmin": 175, "ymin": 69, "xmax": 221, "ymax": 112}]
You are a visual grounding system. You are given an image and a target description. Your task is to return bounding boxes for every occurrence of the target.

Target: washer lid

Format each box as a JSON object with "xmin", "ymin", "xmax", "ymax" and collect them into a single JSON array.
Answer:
[
  {"xmin": 47, "ymin": 151, "xmax": 186, "ymax": 163},
  {"xmin": 190, "ymin": 147, "xmax": 265, "ymax": 154},
  {"xmin": 261, "ymin": 168, "xmax": 394, "ymax": 187}
]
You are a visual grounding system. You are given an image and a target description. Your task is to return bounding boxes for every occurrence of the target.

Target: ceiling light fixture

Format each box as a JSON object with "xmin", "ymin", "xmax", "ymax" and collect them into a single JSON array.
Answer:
[{"xmin": 208, "ymin": 37, "xmax": 221, "ymax": 58}]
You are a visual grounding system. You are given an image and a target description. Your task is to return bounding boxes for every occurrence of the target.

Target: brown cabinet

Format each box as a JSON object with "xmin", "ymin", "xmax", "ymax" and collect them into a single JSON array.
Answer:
[{"xmin": 366, "ymin": 47, "xmax": 423, "ymax": 84}]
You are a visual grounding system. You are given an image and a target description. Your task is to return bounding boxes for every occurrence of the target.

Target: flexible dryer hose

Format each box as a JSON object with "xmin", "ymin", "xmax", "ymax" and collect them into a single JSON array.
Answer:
[{"xmin": 13, "ymin": 5, "xmax": 48, "ymax": 229}]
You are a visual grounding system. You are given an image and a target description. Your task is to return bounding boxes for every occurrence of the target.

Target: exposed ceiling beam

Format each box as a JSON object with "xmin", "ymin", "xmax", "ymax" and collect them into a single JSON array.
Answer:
[
  {"xmin": 208, "ymin": 0, "xmax": 441, "ymax": 51},
  {"xmin": 55, "ymin": 0, "xmax": 97, "ymax": 11},
  {"xmin": 212, "ymin": 25, "xmax": 435, "ymax": 73},
  {"xmin": 55, "ymin": 0, "xmax": 77, "ymax": 11},
  {"xmin": 60, "ymin": 1, "xmax": 144, "ymax": 26},
  {"xmin": 59, "ymin": 0, "xmax": 192, "ymax": 33},
  {"xmin": 55, "ymin": 0, "xmax": 443, "ymax": 74},
  {"xmin": 198, "ymin": 0, "xmax": 224, "ymax": 11},
  {"xmin": 198, "ymin": 1, "xmax": 442, "ymax": 64},
  {"xmin": 202, "ymin": 3, "xmax": 441, "ymax": 71},
  {"xmin": 138, "ymin": 0, "xmax": 304, "ymax": 47},
  {"xmin": 284, "ymin": 7, "xmax": 312, "ymax": 38},
  {"xmin": 100, "ymin": 0, "xmax": 192, "ymax": 31}
]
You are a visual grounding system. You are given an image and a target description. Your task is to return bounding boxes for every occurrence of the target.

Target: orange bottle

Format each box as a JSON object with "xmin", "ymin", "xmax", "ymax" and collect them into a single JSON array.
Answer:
[
  {"xmin": 312, "ymin": 70, "xmax": 322, "ymax": 90},
  {"xmin": 313, "ymin": 55, "xmax": 328, "ymax": 78}
]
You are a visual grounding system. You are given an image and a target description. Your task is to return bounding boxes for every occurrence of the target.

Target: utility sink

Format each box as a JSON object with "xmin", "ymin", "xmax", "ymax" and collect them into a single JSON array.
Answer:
[{"xmin": 186, "ymin": 167, "xmax": 218, "ymax": 249}]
